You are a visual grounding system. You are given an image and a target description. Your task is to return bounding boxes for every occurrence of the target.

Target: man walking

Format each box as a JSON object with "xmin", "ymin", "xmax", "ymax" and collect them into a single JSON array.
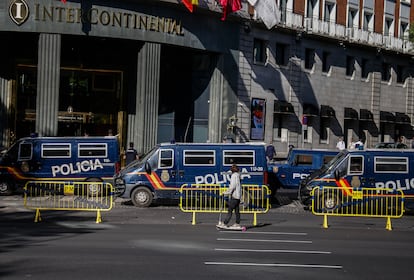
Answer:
[{"xmin": 221, "ymin": 164, "xmax": 242, "ymax": 228}]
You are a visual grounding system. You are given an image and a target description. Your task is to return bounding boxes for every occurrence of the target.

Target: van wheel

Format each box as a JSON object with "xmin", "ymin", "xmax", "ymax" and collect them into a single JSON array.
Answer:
[
  {"xmin": 0, "ymin": 181, "xmax": 13, "ymax": 195},
  {"xmin": 131, "ymin": 187, "xmax": 153, "ymax": 207},
  {"xmin": 85, "ymin": 178, "xmax": 103, "ymax": 196},
  {"xmin": 323, "ymin": 192, "xmax": 340, "ymax": 211}
]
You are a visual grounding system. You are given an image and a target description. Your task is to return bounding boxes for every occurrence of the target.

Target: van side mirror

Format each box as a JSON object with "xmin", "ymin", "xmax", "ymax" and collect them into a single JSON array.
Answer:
[
  {"xmin": 145, "ymin": 161, "xmax": 151, "ymax": 174},
  {"xmin": 334, "ymin": 170, "xmax": 340, "ymax": 181}
]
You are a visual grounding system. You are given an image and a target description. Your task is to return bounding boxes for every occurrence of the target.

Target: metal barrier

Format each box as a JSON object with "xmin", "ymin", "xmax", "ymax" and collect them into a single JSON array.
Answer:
[
  {"xmin": 24, "ymin": 181, "xmax": 115, "ymax": 223},
  {"xmin": 311, "ymin": 186, "xmax": 404, "ymax": 230},
  {"xmin": 179, "ymin": 184, "xmax": 271, "ymax": 226}
]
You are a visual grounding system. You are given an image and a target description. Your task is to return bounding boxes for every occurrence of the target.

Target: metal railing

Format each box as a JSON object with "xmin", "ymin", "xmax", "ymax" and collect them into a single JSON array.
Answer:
[
  {"xmin": 179, "ymin": 184, "xmax": 271, "ymax": 226},
  {"xmin": 24, "ymin": 181, "xmax": 115, "ymax": 223},
  {"xmin": 311, "ymin": 186, "xmax": 404, "ymax": 230}
]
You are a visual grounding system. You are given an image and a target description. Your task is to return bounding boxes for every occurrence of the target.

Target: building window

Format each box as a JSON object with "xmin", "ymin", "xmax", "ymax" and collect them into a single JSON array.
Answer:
[
  {"xmin": 253, "ymin": 38, "xmax": 267, "ymax": 64},
  {"xmin": 276, "ymin": 43, "xmax": 288, "ymax": 66},
  {"xmin": 346, "ymin": 56, "xmax": 355, "ymax": 77},
  {"xmin": 363, "ymin": 12, "xmax": 373, "ymax": 32},
  {"xmin": 396, "ymin": 65, "xmax": 405, "ymax": 84},
  {"xmin": 361, "ymin": 58, "xmax": 369, "ymax": 79},
  {"xmin": 348, "ymin": 9, "xmax": 358, "ymax": 28},
  {"xmin": 400, "ymin": 22, "xmax": 409, "ymax": 39},
  {"xmin": 381, "ymin": 63, "xmax": 391, "ymax": 82},
  {"xmin": 384, "ymin": 18, "xmax": 394, "ymax": 36},
  {"xmin": 307, "ymin": 0, "xmax": 319, "ymax": 18},
  {"xmin": 304, "ymin": 48, "xmax": 315, "ymax": 70},
  {"xmin": 323, "ymin": 2, "xmax": 335, "ymax": 22},
  {"xmin": 322, "ymin": 51, "xmax": 330, "ymax": 73},
  {"xmin": 320, "ymin": 118, "xmax": 329, "ymax": 143}
]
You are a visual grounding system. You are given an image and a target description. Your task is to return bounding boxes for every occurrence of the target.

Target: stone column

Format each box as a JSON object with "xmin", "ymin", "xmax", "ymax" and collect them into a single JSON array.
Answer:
[
  {"xmin": 0, "ymin": 77, "xmax": 10, "ymax": 146},
  {"xmin": 128, "ymin": 42, "xmax": 161, "ymax": 153},
  {"xmin": 36, "ymin": 33, "xmax": 61, "ymax": 136}
]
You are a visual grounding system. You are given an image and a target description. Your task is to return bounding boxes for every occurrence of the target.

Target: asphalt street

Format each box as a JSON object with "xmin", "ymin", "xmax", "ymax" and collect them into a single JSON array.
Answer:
[{"xmin": 1, "ymin": 195, "xmax": 414, "ymax": 280}]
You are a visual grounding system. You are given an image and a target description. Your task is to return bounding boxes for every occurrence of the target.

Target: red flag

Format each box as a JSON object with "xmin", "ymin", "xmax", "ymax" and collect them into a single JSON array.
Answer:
[
  {"xmin": 182, "ymin": 0, "xmax": 199, "ymax": 13},
  {"xmin": 61, "ymin": 0, "xmax": 67, "ymax": 3},
  {"xmin": 219, "ymin": 0, "xmax": 242, "ymax": 21}
]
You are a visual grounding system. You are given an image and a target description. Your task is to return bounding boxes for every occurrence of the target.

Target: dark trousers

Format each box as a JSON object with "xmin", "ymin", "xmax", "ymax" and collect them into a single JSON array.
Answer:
[{"xmin": 224, "ymin": 198, "xmax": 240, "ymax": 225}]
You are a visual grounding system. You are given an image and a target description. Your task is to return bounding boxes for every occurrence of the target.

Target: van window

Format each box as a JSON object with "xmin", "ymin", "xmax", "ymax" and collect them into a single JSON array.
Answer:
[
  {"xmin": 19, "ymin": 143, "xmax": 32, "ymax": 160},
  {"xmin": 42, "ymin": 144, "xmax": 71, "ymax": 158},
  {"xmin": 78, "ymin": 143, "xmax": 107, "ymax": 158},
  {"xmin": 159, "ymin": 149, "xmax": 174, "ymax": 168},
  {"xmin": 184, "ymin": 150, "xmax": 215, "ymax": 166},
  {"xmin": 349, "ymin": 156, "xmax": 363, "ymax": 174},
  {"xmin": 294, "ymin": 154, "xmax": 313, "ymax": 165},
  {"xmin": 375, "ymin": 157, "xmax": 408, "ymax": 173},
  {"xmin": 223, "ymin": 150, "xmax": 255, "ymax": 166},
  {"xmin": 323, "ymin": 155, "xmax": 336, "ymax": 164}
]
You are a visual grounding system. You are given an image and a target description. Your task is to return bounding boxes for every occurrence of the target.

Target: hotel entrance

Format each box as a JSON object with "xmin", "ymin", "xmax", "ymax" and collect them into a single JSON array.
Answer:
[{"xmin": 14, "ymin": 66, "xmax": 123, "ymax": 139}]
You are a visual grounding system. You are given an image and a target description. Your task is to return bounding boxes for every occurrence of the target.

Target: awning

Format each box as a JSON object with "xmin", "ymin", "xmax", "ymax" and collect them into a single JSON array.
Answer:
[
  {"xmin": 320, "ymin": 105, "xmax": 335, "ymax": 118},
  {"xmin": 395, "ymin": 112, "xmax": 410, "ymax": 124},
  {"xmin": 359, "ymin": 109, "xmax": 373, "ymax": 121},
  {"xmin": 380, "ymin": 111, "xmax": 395, "ymax": 123},
  {"xmin": 303, "ymin": 103, "xmax": 319, "ymax": 116},
  {"xmin": 344, "ymin": 107, "xmax": 358, "ymax": 120},
  {"xmin": 274, "ymin": 100, "xmax": 295, "ymax": 114}
]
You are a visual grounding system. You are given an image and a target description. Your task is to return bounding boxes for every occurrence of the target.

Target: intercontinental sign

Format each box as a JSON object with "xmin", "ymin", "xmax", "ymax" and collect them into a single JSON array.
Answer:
[{"xmin": 9, "ymin": 0, "xmax": 184, "ymax": 36}]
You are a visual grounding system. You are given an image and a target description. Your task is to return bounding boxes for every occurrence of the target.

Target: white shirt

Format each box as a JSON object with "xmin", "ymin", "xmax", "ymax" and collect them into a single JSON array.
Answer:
[
  {"xmin": 336, "ymin": 140, "xmax": 346, "ymax": 150},
  {"xmin": 224, "ymin": 171, "xmax": 241, "ymax": 200}
]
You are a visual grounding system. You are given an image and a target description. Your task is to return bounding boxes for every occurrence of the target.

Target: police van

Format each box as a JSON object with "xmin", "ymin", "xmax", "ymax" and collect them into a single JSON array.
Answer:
[
  {"xmin": 114, "ymin": 142, "xmax": 268, "ymax": 207},
  {"xmin": 0, "ymin": 136, "xmax": 121, "ymax": 195},
  {"xmin": 299, "ymin": 149, "xmax": 414, "ymax": 209},
  {"xmin": 268, "ymin": 148, "xmax": 338, "ymax": 197}
]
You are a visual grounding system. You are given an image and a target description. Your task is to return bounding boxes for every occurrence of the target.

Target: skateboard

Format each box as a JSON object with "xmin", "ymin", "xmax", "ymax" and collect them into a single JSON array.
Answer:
[{"xmin": 216, "ymin": 224, "xmax": 247, "ymax": 231}]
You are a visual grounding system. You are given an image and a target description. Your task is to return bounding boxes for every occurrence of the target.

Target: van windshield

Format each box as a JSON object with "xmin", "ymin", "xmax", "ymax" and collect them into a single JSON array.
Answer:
[
  {"xmin": 318, "ymin": 151, "xmax": 348, "ymax": 176},
  {"xmin": 125, "ymin": 146, "xmax": 158, "ymax": 168}
]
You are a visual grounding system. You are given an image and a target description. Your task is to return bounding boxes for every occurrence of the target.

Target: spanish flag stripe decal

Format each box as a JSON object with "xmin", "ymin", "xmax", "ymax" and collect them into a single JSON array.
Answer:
[
  {"xmin": 145, "ymin": 172, "xmax": 167, "ymax": 190},
  {"xmin": 336, "ymin": 178, "xmax": 352, "ymax": 196}
]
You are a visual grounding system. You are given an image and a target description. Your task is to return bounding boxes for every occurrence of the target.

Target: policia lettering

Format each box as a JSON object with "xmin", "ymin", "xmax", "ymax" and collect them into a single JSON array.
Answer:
[
  {"xmin": 9, "ymin": 0, "xmax": 184, "ymax": 36},
  {"xmin": 51, "ymin": 159, "xmax": 104, "ymax": 177},
  {"xmin": 376, "ymin": 179, "xmax": 414, "ymax": 191}
]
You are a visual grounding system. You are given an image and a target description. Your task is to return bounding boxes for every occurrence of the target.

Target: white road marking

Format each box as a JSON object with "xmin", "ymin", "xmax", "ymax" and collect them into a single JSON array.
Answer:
[
  {"xmin": 204, "ymin": 262, "xmax": 342, "ymax": 269},
  {"xmin": 215, "ymin": 248, "xmax": 331, "ymax": 254},
  {"xmin": 217, "ymin": 238, "xmax": 312, "ymax": 243},
  {"xmin": 219, "ymin": 231, "xmax": 308, "ymax": 236}
]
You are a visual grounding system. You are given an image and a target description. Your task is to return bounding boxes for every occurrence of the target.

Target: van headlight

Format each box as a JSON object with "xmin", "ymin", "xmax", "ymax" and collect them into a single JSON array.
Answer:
[{"xmin": 115, "ymin": 178, "xmax": 124, "ymax": 185}]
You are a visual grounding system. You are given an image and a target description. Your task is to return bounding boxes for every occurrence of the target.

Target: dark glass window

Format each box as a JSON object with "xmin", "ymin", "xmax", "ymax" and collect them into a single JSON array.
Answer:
[
  {"xmin": 276, "ymin": 43, "xmax": 288, "ymax": 66},
  {"xmin": 79, "ymin": 144, "xmax": 107, "ymax": 157},
  {"xmin": 253, "ymin": 39, "xmax": 267, "ymax": 64},
  {"xmin": 184, "ymin": 150, "xmax": 215, "ymax": 165},
  {"xmin": 42, "ymin": 144, "xmax": 71, "ymax": 158},
  {"xmin": 305, "ymin": 48, "xmax": 315, "ymax": 70},
  {"xmin": 346, "ymin": 56, "xmax": 355, "ymax": 77}
]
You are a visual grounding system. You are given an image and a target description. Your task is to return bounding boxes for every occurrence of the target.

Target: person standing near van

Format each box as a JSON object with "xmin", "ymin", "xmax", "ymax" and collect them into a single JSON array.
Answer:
[
  {"xmin": 336, "ymin": 137, "xmax": 346, "ymax": 151},
  {"xmin": 266, "ymin": 142, "xmax": 276, "ymax": 162},
  {"xmin": 125, "ymin": 142, "xmax": 139, "ymax": 165},
  {"xmin": 221, "ymin": 164, "xmax": 242, "ymax": 228}
]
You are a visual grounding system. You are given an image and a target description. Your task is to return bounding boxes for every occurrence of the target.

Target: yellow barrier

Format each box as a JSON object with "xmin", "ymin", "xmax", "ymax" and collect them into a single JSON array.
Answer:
[
  {"xmin": 24, "ymin": 181, "xmax": 114, "ymax": 223},
  {"xmin": 311, "ymin": 186, "xmax": 404, "ymax": 230},
  {"xmin": 179, "ymin": 184, "xmax": 271, "ymax": 226}
]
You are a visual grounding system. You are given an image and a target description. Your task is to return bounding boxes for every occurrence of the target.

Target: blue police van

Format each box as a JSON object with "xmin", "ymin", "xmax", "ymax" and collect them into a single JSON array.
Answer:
[
  {"xmin": 0, "ymin": 136, "xmax": 121, "ymax": 195},
  {"xmin": 114, "ymin": 142, "xmax": 268, "ymax": 207},
  {"xmin": 268, "ymin": 148, "xmax": 338, "ymax": 197},
  {"xmin": 299, "ymin": 149, "xmax": 414, "ymax": 210}
]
